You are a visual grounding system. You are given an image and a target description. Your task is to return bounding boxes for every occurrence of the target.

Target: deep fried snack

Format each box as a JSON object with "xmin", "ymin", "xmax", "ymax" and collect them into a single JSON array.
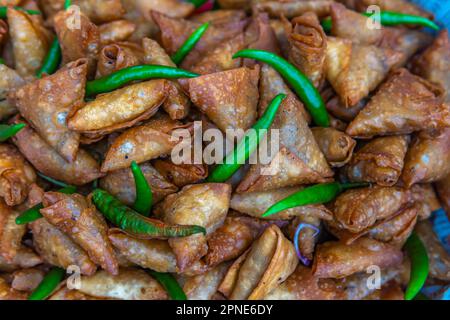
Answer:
[
  {"xmin": 284, "ymin": 12, "xmax": 327, "ymax": 89},
  {"xmin": 346, "ymin": 69, "xmax": 449, "ymax": 138},
  {"xmin": 41, "ymin": 192, "xmax": 118, "ymax": 275},
  {"xmin": 13, "ymin": 59, "xmax": 87, "ymax": 162},
  {"xmin": 7, "ymin": 8, "xmax": 49, "ymax": 77},
  {"xmin": 345, "ymin": 135, "xmax": 409, "ymax": 186},
  {"xmin": 157, "ymin": 183, "xmax": 231, "ymax": 271},
  {"xmin": 54, "ymin": 8, "xmax": 99, "ymax": 76},
  {"xmin": 312, "ymin": 237, "xmax": 403, "ymax": 278},
  {"xmin": 30, "ymin": 218, "xmax": 97, "ymax": 275},
  {"xmin": 311, "ymin": 127, "xmax": 355, "ymax": 167},
  {"xmin": 183, "ymin": 66, "xmax": 259, "ymax": 132},
  {"xmin": 219, "ymin": 225, "xmax": 298, "ymax": 300},
  {"xmin": 0, "ymin": 144, "xmax": 35, "ymax": 206},
  {"xmin": 332, "ymin": 186, "xmax": 412, "ymax": 233},
  {"xmin": 11, "ymin": 117, "xmax": 103, "ymax": 186},
  {"xmin": 401, "ymin": 128, "xmax": 450, "ymax": 187},
  {"xmin": 412, "ymin": 30, "xmax": 450, "ymax": 102},
  {"xmin": 101, "ymin": 116, "xmax": 192, "ymax": 172}
]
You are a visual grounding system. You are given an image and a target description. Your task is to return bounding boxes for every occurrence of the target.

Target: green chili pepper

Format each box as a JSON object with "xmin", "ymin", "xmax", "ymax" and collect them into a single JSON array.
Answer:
[
  {"xmin": 37, "ymin": 172, "xmax": 70, "ymax": 188},
  {"xmin": 404, "ymin": 232, "xmax": 429, "ymax": 300},
  {"xmin": 0, "ymin": 6, "xmax": 41, "ymax": 18},
  {"xmin": 91, "ymin": 189, "xmax": 206, "ymax": 238},
  {"xmin": 0, "ymin": 58, "xmax": 4, "ymax": 64},
  {"xmin": 207, "ymin": 93, "xmax": 285, "ymax": 183},
  {"xmin": 28, "ymin": 267, "xmax": 65, "ymax": 300},
  {"xmin": 263, "ymin": 182, "xmax": 369, "ymax": 217},
  {"xmin": 149, "ymin": 271, "xmax": 187, "ymax": 300},
  {"xmin": 85, "ymin": 65, "xmax": 199, "ymax": 96},
  {"xmin": 233, "ymin": 49, "xmax": 330, "ymax": 127},
  {"xmin": 0, "ymin": 123, "xmax": 26, "ymax": 142},
  {"xmin": 321, "ymin": 11, "xmax": 439, "ymax": 33},
  {"xmin": 15, "ymin": 185, "xmax": 76, "ymax": 225},
  {"xmin": 171, "ymin": 22, "xmax": 210, "ymax": 65},
  {"xmin": 36, "ymin": 38, "xmax": 62, "ymax": 78},
  {"xmin": 64, "ymin": 0, "xmax": 71, "ymax": 10},
  {"xmin": 131, "ymin": 161, "xmax": 153, "ymax": 217},
  {"xmin": 186, "ymin": 0, "xmax": 209, "ymax": 8}
]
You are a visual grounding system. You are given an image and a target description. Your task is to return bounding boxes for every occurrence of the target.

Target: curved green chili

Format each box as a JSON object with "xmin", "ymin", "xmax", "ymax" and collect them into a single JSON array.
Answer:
[
  {"xmin": 28, "ymin": 267, "xmax": 65, "ymax": 300},
  {"xmin": 149, "ymin": 271, "xmax": 187, "ymax": 300},
  {"xmin": 36, "ymin": 38, "xmax": 62, "ymax": 78},
  {"xmin": 207, "ymin": 93, "xmax": 286, "ymax": 183},
  {"xmin": 186, "ymin": 0, "xmax": 209, "ymax": 8},
  {"xmin": 64, "ymin": 0, "xmax": 71, "ymax": 10},
  {"xmin": 404, "ymin": 232, "xmax": 429, "ymax": 300},
  {"xmin": 131, "ymin": 161, "xmax": 153, "ymax": 217},
  {"xmin": 171, "ymin": 22, "xmax": 210, "ymax": 65},
  {"xmin": 0, "ymin": 6, "xmax": 41, "ymax": 18},
  {"xmin": 85, "ymin": 65, "xmax": 199, "ymax": 96},
  {"xmin": 263, "ymin": 182, "xmax": 369, "ymax": 217},
  {"xmin": 233, "ymin": 49, "xmax": 329, "ymax": 127},
  {"xmin": 91, "ymin": 189, "xmax": 206, "ymax": 238},
  {"xmin": 37, "ymin": 172, "xmax": 70, "ymax": 188},
  {"xmin": 15, "ymin": 185, "xmax": 76, "ymax": 225},
  {"xmin": 0, "ymin": 123, "xmax": 25, "ymax": 142},
  {"xmin": 321, "ymin": 11, "xmax": 439, "ymax": 33}
]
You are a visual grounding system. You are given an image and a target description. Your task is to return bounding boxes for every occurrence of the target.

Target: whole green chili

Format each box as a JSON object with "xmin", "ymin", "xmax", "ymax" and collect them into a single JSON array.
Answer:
[
  {"xmin": 15, "ymin": 185, "xmax": 76, "ymax": 225},
  {"xmin": 85, "ymin": 65, "xmax": 199, "ymax": 96},
  {"xmin": 186, "ymin": 0, "xmax": 209, "ymax": 8},
  {"xmin": 404, "ymin": 232, "xmax": 429, "ymax": 300},
  {"xmin": 91, "ymin": 189, "xmax": 206, "ymax": 238},
  {"xmin": 0, "ymin": 123, "xmax": 25, "ymax": 142},
  {"xmin": 207, "ymin": 93, "xmax": 286, "ymax": 183},
  {"xmin": 28, "ymin": 267, "xmax": 65, "ymax": 300},
  {"xmin": 36, "ymin": 38, "xmax": 62, "ymax": 78},
  {"xmin": 37, "ymin": 172, "xmax": 70, "ymax": 188},
  {"xmin": 233, "ymin": 49, "xmax": 330, "ymax": 127},
  {"xmin": 263, "ymin": 182, "xmax": 369, "ymax": 217},
  {"xmin": 149, "ymin": 271, "xmax": 187, "ymax": 300},
  {"xmin": 0, "ymin": 6, "xmax": 41, "ymax": 18},
  {"xmin": 131, "ymin": 161, "xmax": 153, "ymax": 217},
  {"xmin": 321, "ymin": 11, "xmax": 439, "ymax": 33},
  {"xmin": 171, "ymin": 22, "xmax": 210, "ymax": 65},
  {"xmin": 0, "ymin": 58, "xmax": 4, "ymax": 64}
]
